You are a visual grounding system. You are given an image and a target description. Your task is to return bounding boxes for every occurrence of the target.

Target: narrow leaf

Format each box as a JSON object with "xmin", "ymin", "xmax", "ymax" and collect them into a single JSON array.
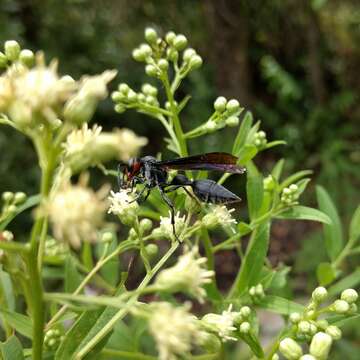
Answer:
[
  {"xmin": 317, "ymin": 262, "xmax": 336, "ymax": 286},
  {"xmin": 246, "ymin": 162, "xmax": 264, "ymax": 221},
  {"xmin": 328, "ymin": 268, "xmax": 360, "ymax": 297},
  {"xmin": 276, "ymin": 206, "xmax": 331, "ymax": 224},
  {"xmin": 271, "ymin": 159, "xmax": 285, "ymax": 181},
  {"xmin": 0, "ymin": 336, "xmax": 24, "ymax": 360},
  {"xmin": 264, "ymin": 140, "xmax": 287, "ymax": 149},
  {"xmin": 239, "ymin": 332, "xmax": 264, "ymax": 358},
  {"xmin": 316, "ymin": 186, "xmax": 343, "ymax": 260},
  {"xmin": 232, "ymin": 111, "xmax": 253, "ymax": 155},
  {"xmin": 0, "ymin": 309, "xmax": 32, "ymax": 339},
  {"xmin": 257, "ymin": 295, "xmax": 305, "ymax": 315},
  {"xmin": 231, "ymin": 222, "xmax": 270, "ymax": 296},
  {"xmin": 280, "ymin": 170, "xmax": 313, "ymax": 190},
  {"xmin": 349, "ymin": 205, "xmax": 360, "ymax": 242},
  {"xmin": 237, "ymin": 144, "xmax": 258, "ymax": 166},
  {"xmin": 0, "ymin": 266, "xmax": 15, "ymax": 311},
  {"xmin": 64, "ymin": 255, "xmax": 82, "ymax": 293}
]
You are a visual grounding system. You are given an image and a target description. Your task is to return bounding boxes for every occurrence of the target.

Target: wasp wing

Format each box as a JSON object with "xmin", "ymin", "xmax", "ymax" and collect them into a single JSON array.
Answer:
[{"xmin": 157, "ymin": 152, "xmax": 246, "ymax": 174}]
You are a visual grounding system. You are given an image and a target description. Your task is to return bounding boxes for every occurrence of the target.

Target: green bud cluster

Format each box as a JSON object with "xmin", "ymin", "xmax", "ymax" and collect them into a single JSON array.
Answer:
[
  {"xmin": 44, "ymin": 328, "xmax": 64, "ymax": 350},
  {"xmin": 0, "ymin": 40, "xmax": 34, "ymax": 68},
  {"xmin": 280, "ymin": 184, "xmax": 299, "ymax": 206},
  {"xmin": 44, "ymin": 237, "xmax": 68, "ymax": 257},
  {"xmin": 112, "ymin": 82, "xmax": 160, "ymax": 114},
  {"xmin": 249, "ymin": 284, "xmax": 265, "ymax": 301},
  {"xmin": 263, "ymin": 175, "xmax": 276, "ymax": 191},
  {"xmin": 253, "ymin": 131, "xmax": 267, "ymax": 149},
  {"xmin": 1, "ymin": 191, "xmax": 27, "ymax": 221}
]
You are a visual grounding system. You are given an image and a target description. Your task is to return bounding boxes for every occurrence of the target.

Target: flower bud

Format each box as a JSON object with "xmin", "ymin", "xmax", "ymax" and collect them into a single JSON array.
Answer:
[
  {"xmin": 255, "ymin": 284, "xmax": 264, "ymax": 297},
  {"xmin": 298, "ymin": 321, "xmax": 311, "ymax": 334},
  {"xmin": 19, "ymin": 49, "xmax": 34, "ymax": 67},
  {"xmin": 316, "ymin": 320, "xmax": 329, "ymax": 329},
  {"xmin": 300, "ymin": 355, "xmax": 316, "ymax": 360},
  {"xmin": 214, "ymin": 96, "xmax": 227, "ymax": 112},
  {"xmin": 309, "ymin": 332, "xmax": 332, "ymax": 359},
  {"xmin": 128, "ymin": 228, "xmax": 138, "ymax": 240},
  {"xmin": 226, "ymin": 99, "xmax": 240, "ymax": 112},
  {"xmin": 225, "ymin": 116, "xmax": 239, "ymax": 127},
  {"xmin": 7, "ymin": 205, "xmax": 17, "ymax": 215},
  {"xmin": 289, "ymin": 184, "xmax": 298, "ymax": 192},
  {"xmin": 240, "ymin": 306, "xmax": 251, "ymax": 318},
  {"xmin": 325, "ymin": 325, "xmax": 341, "ymax": 340},
  {"xmin": 239, "ymin": 322, "xmax": 250, "ymax": 334},
  {"xmin": 2, "ymin": 191, "xmax": 14, "ymax": 202},
  {"xmin": 145, "ymin": 27, "xmax": 158, "ymax": 44},
  {"xmin": 166, "ymin": 48, "xmax": 178, "ymax": 62},
  {"xmin": 272, "ymin": 355, "xmax": 279, "ymax": 360},
  {"xmin": 183, "ymin": 48, "xmax": 196, "ymax": 62},
  {"xmin": 4, "ymin": 40, "xmax": 20, "ymax": 61},
  {"xmin": 204, "ymin": 120, "xmax": 217, "ymax": 133},
  {"xmin": 189, "ymin": 55, "xmax": 202, "ymax": 69},
  {"xmin": 165, "ymin": 31, "xmax": 176, "ymax": 45},
  {"xmin": 2, "ymin": 230, "xmax": 14, "ymax": 241},
  {"xmin": 145, "ymin": 64, "xmax": 158, "ymax": 77},
  {"xmin": 145, "ymin": 243, "xmax": 158, "ymax": 257},
  {"xmin": 101, "ymin": 232, "xmax": 113, "ymax": 243},
  {"xmin": 340, "ymin": 289, "xmax": 358, "ymax": 304},
  {"xmin": 127, "ymin": 89, "xmax": 138, "ymax": 102},
  {"xmin": 312, "ymin": 287, "xmax": 328, "ymax": 303},
  {"xmin": 263, "ymin": 175, "xmax": 275, "ymax": 191},
  {"xmin": 118, "ymin": 83, "xmax": 130, "ymax": 94},
  {"xmin": 139, "ymin": 43, "xmax": 152, "ymax": 58},
  {"xmin": 332, "ymin": 299, "xmax": 350, "ymax": 314},
  {"xmin": 140, "ymin": 218, "xmax": 153, "ymax": 232},
  {"xmin": 290, "ymin": 312, "xmax": 301, "ymax": 324},
  {"xmin": 141, "ymin": 83, "xmax": 158, "ymax": 97},
  {"xmin": 349, "ymin": 303, "xmax": 358, "ymax": 313},
  {"xmin": 14, "ymin": 192, "xmax": 26, "ymax": 204},
  {"xmin": 279, "ymin": 338, "xmax": 303, "ymax": 360},
  {"xmin": 115, "ymin": 104, "xmax": 126, "ymax": 113},
  {"xmin": 158, "ymin": 59, "xmax": 169, "ymax": 71},
  {"xmin": 132, "ymin": 48, "xmax": 146, "ymax": 62},
  {"xmin": 0, "ymin": 52, "xmax": 7, "ymax": 67},
  {"xmin": 173, "ymin": 34, "xmax": 187, "ymax": 50}
]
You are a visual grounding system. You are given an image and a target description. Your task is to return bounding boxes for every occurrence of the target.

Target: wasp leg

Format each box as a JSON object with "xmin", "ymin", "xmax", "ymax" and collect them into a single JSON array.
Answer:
[
  {"xmin": 158, "ymin": 185, "xmax": 179, "ymax": 241},
  {"xmin": 117, "ymin": 164, "xmax": 124, "ymax": 190},
  {"xmin": 128, "ymin": 186, "xmax": 151, "ymax": 204},
  {"xmin": 163, "ymin": 184, "xmax": 203, "ymax": 212}
]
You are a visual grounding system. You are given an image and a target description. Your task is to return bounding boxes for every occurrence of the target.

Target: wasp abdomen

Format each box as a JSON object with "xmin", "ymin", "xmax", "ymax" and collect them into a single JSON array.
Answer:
[{"xmin": 192, "ymin": 180, "xmax": 241, "ymax": 204}]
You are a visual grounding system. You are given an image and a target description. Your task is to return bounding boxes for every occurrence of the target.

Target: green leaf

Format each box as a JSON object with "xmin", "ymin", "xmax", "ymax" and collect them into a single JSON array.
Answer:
[
  {"xmin": 328, "ymin": 268, "xmax": 360, "ymax": 297},
  {"xmin": 276, "ymin": 206, "xmax": 331, "ymax": 224},
  {"xmin": 0, "ymin": 266, "xmax": 15, "ymax": 311},
  {"xmin": 64, "ymin": 255, "xmax": 82, "ymax": 293},
  {"xmin": 257, "ymin": 295, "xmax": 305, "ymax": 315},
  {"xmin": 349, "ymin": 205, "xmax": 360, "ymax": 243},
  {"xmin": 231, "ymin": 222, "xmax": 270, "ymax": 296},
  {"xmin": 0, "ymin": 195, "xmax": 40, "ymax": 231},
  {"xmin": 239, "ymin": 332, "xmax": 264, "ymax": 358},
  {"xmin": 232, "ymin": 111, "xmax": 253, "ymax": 155},
  {"xmin": 0, "ymin": 309, "xmax": 32, "ymax": 339},
  {"xmin": 238, "ymin": 222, "xmax": 252, "ymax": 236},
  {"xmin": 0, "ymin": 336, "xmax": 24, "ymax": 360},
  {"xmin": 316, "ymin": 186, "xmax": 343, "ymax": 260},
  {"xmin": 264, "ymin": 140, "xmax": 286, "ymax": 149},
  {"xmin": 271, "ymin": 159, "xmax": 285, "ymax": 181},
  {"xmin": 98, "ymin": 238, "xmax": 119, "ymax": 287},
  {"xmin": 317, "ymin": 262, "xmax": 336, "ymax": 286},
  {"xmin": 237, "ymin": 144, "xmax": 258, "ymax": 166},
  {"xmin": 296, "ymin": 178, "xmax": 311, "ymax": 197},
  {"xmin": 280, "ymin": 170, "xmax": 313, "ymax": 190},
  {"xmin": 246, "ymin": 162, "xmax": 264, "ymax": 221}
]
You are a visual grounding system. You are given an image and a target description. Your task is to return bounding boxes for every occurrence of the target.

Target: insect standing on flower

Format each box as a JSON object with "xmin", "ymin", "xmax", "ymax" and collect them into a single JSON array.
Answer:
[{"xmin": 118, "ymin": 152, "xmax": 246, "ymax": 239}]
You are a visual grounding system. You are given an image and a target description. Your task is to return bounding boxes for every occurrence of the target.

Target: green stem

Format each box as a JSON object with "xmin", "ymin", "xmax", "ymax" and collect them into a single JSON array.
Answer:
[
  {"xmin": 333, "ymin": 236, "xmax": 358, "ymax": 269},
  {"xmin": 162, "ymin": 76, "xmax": 188, "ymax": 157},
  {"xmin": 75, "ymin": 242, "xmax": 179, "ymax": 359}
]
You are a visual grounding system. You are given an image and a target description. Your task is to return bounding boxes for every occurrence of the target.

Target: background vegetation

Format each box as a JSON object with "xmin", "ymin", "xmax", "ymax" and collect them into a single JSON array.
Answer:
[{"xmin": 0, "ymin": 0, "xmax": 359, "ymax": 358}]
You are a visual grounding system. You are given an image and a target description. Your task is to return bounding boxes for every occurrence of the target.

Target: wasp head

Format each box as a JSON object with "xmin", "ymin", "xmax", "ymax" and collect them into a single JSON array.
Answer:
[{"xmin": 118, "ymin": 158, "xmax": 142, "ymax": 189}]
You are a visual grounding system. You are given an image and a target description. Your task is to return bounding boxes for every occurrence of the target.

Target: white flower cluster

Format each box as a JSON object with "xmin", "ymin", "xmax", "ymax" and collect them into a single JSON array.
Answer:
[
  {"xmin": 48, "ymin": 175, "xmax": 108, "ymax": 248},
  {"xmin": 152, "ymin": 211, "xmax": 187, "ymax": 241},
  {"xmin": 155, "ymin": 246, "xmax": 215, "ymax": 302},
  {"xmin": 202, "ymin": 205, "xmax": 237, "ymax": 230},
  {"xmin": 108, "ymin": 189, "xmax": 139, "ymax": 226}
]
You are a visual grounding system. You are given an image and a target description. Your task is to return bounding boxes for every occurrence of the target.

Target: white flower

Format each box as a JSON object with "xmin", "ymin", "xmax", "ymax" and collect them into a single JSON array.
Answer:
[
  {"xmin": 48, "ymin": 174, "xmax": 108, "ymax": 248},
  {"xmin": 108, "ymin": 190, "xmax": 139, "ymax": 225},
  {"xmin": 63, "ymin": 123, "xmax": 102, "ymax": 157},
  {"xmin": 201, "ymin": 304, "xmax": 241, "ymax": 342},
  {"xmin": 159, "ymin": 211, "xmax": 186, "ymax": 241},
  {"xmin": 202, "ymin": 205, "xmax": 237, "ymax": 230},
  {"xmin": 148, "ymin": 302, "xmax": 202, "ymax": 360},
  {"xmin": 113, "ymin": 128, "xmax": 148, "ymax": 162},
  {"xmin": 155, "ymin": 246, "xmax": 215, "ymax": 302},
  {"xmin": 309, "ymin": 332, "xmax": 333, "ymax": 359}
]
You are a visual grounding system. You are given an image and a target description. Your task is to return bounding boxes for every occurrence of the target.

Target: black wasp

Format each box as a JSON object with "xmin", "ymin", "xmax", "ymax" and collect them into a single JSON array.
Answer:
[{"xmin": 118, "ymin": 152, "xmax": 246, "ymax": 238}]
